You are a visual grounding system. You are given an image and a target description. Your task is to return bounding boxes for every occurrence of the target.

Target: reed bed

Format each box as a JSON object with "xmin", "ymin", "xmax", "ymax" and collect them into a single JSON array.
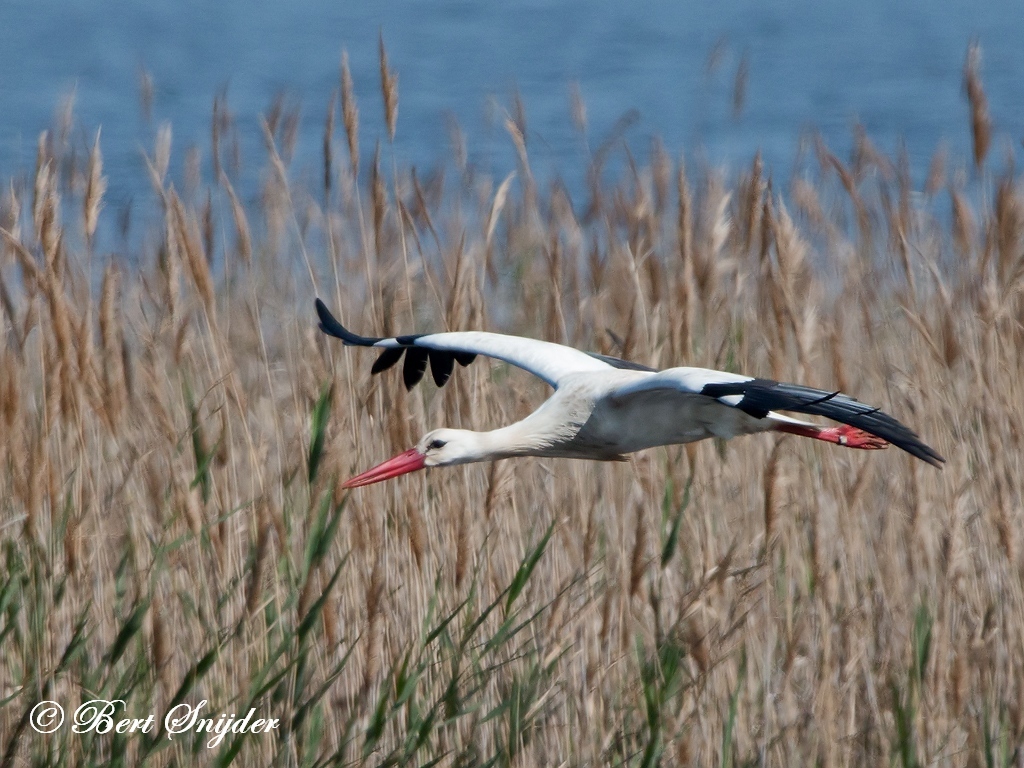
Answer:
[{"xmin": 1, "ymin": 44, "xmax": 1023, "ymax": 766}]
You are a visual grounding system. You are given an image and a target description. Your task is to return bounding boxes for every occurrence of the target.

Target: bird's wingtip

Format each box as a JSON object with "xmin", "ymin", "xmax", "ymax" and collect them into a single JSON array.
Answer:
[
  {"xmin": 314, "ymin": 297, "xmax": 331, "ymax": 322},
  {"xmin": 902, "ymin": 436, "xmax": 944, "ymax": 468},
  {"xmin": 314, "ymin": 298, "xmax": 382, "ymax": 346}
]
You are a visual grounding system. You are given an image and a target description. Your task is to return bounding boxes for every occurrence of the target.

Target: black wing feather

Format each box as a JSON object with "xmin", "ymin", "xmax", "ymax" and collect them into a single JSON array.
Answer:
[
  {"xmin": 429, "ymin": 351, "xmax": 455, "ymax": 387},
  {"xmin": 371, "ymin": 347, "xmax": 404, "ymax": 374},
  {"xmin": 315, "ymin": 298, "xmax": 382, "ymax": 345},
  {"xmin": 701, "ymin": 379, "xmax": 944, "ymax": 467},
  {"xmin": 403, "ymin": 348, "xmax": 429, "ymax": 390}
]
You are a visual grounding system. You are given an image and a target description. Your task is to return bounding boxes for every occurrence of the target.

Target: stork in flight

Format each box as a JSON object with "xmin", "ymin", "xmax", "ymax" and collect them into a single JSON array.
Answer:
[{"xmin": 315, "ymin": 299, "xmax": 943, "ymax": 488}]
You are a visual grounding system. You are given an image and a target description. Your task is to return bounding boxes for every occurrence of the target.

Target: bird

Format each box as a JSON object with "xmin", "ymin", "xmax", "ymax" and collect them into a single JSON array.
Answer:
[{"xmin": 315, "ymin": 298, "xmax": 943, "ymax": 488}]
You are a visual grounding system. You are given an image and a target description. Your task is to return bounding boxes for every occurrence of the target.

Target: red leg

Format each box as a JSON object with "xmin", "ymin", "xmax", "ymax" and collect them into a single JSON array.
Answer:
[{"xmin": 774, "ymin": 422, "xmax": 888, "ymax": 450}]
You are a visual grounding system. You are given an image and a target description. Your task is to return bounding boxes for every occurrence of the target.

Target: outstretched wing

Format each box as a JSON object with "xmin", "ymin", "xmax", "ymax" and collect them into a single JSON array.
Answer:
[
  {"xmin": 315, "ymin": 298, "xmax": 618, "ymax": 389},
  {"xmin": 612, "ymin": 367, "xmax": 944, "ymax": 467}
]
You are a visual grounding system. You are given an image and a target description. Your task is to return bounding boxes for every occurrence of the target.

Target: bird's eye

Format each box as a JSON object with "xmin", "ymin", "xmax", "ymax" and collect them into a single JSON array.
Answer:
[{"xmin": 427, "ymin": 438, "xmax": 447, "ymax": 450}]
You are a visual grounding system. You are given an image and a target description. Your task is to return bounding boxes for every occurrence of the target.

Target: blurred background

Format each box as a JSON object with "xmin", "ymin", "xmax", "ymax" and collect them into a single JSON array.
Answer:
[{"xmin": 2, "ymin": 0, "xmax": 1023, "ymax": 218}]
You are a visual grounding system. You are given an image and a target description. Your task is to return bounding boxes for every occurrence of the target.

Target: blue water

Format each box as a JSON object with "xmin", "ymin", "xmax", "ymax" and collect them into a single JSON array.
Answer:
[{"xmin": 1, "ymin": 0, "xmax": 1023, "ymax": 214}]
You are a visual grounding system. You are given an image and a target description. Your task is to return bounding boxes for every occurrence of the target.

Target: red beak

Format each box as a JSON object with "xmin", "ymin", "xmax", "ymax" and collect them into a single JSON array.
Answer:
[{"xmin": 342, "ymin": 448, "xmax": 427, "ymax": 489}]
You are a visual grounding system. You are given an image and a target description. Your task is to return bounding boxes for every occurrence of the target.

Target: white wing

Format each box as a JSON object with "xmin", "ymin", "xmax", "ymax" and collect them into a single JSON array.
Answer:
[
  {"xmin": 610, "ymin": 367, "xmax": 755, "ymax": 401},
  {"xmin": 316, "ymin": 299, "xmax": 614, "ymax": 388},
  {"xmin": 611, "ymin": 366, "xmax": 943, "ymax": 466}
]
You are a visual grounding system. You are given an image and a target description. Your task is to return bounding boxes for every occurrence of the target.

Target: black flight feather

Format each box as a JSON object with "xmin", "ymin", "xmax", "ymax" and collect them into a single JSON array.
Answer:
[
  {"xmin": 315, "ymin": 298, "xmax": 381, "ymax": 346},
  {"xmin": 454, "ymin": 352, "xmax": 477, "ymax": 367},
  {"xmin": 402, "ymin": 347, "xmax": 430, "ymax": 390},
  {"xmin": 371, "ymin": 347, "xmax": 404, "ymax": 374},
  {"xmin": 429, "ymin": 351, "xmax": 455, "ymax": 387},
  {"xmin": 700, "ymin": 379, "xmax": 944, "ymax": 467}
]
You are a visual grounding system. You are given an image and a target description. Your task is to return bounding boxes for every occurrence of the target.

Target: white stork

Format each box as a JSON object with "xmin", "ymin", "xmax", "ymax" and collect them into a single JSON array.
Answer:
[{"xmin": 316, "ymin": 299, "xmax": 943, "ymax": 488}]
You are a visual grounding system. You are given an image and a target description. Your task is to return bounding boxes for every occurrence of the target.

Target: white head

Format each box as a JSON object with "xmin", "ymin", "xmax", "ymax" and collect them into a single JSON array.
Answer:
[
  {"xmin": 342, "ymin": 428, "xmax": 483, "ymax": 488},
  {"xmin": 416, "ymin": 428, "xmax": 482, "ymax": 467}
]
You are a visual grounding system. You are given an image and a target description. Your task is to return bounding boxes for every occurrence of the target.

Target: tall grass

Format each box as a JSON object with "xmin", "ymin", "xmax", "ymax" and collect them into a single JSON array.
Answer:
[{"xmin": 1, "ymin": 42, "xmax": 1023, "ymax": 766}]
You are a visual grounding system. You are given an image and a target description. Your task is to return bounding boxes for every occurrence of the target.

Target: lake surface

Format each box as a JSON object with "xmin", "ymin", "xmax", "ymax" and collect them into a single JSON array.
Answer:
[{"xmin": 1, "ymin": 0, "xmax": 1023, "ymax": 214}]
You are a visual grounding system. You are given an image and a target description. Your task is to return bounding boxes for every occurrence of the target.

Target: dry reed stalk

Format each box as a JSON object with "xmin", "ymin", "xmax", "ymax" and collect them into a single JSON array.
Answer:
[
  {"xmin": 827, "ymin": 318, "xmax": 849, "ymax": 393},
  {"xmin": 362, "ymin": 555, "xmax": 385, "ymax": 694},
  {"xmin": 340, "ymin": 51, "xmax": 359, "ymax": 178},
  {"xmin": 0, "ymin": 351, "xmax": 17, "ymax": 434},
  {"xmin": 63, "ymin": 491, "xmax": 82, "ymax": 577},
  {"xmin": 322, "ymin": 587, "xmax": 339, "ymax": 650},
  {"xmin": 34, "ymin": 154, "xmax": 63, "ymax": 278},
  {"xmin": 950, "ymin": 188, "xmax": 977, "ymax": 266},
  {"xmin": 1, "ymin": 182, "xmax": 21, "ymax": 260},
  {"xmin": 483, "ymin": 460, "xmax": 501, "ymax": 521},
  {"xmin": 83, "ymin": 130, "xmax": 105, "ymax": 247},
  {"xmin": 505, "ymin": 114, "xmax": 534, "ymax": 205},
  {"xmin": 40, "ymin": 268, "xmax": 79, "ymax": 425},
  {"xmin": 323, "ymin": 89, "xmax": 336, "ymax": 199},
  {"xmin": 170, "ymin": 192, "xmax": 215, "ymax": 317},
  {"xmin": 740, "ymin": 151, "xmax": 763, "ymax": 253},
  {"xmin": 769, "ymin": 197, "xmax": 814, "ymax": 380},
  {"xmin": 221, "ymin": 175, "xmax": 252, "ymax": 265},
  {"xmin": 994, "ymin": 175, "xmax": 1022, "ymax": 286},
  {"xmin": 444, "ymin": 234, "xmax": 468, "ymax": 331},
  {"xmin": 378, "ymin": 34, "xmax": 398, "ymax": 141},
  {"xmin": 939, "ymin": 302, "xmax": 961, "ymax": 368},
  {"xmin": 853, "ymin": 124, "xmax": 896, "ymax": 181},
  {"xmin": 371, "ymin": 142, "xmax": 386, "ymax": 257},
  {"xmin": 675, "ymin": 164, "xmax": 696, "ymax": 359},
  {"xmin": 410, "ymin": 168, "xmax": 442, "ymax": 250},
  {"xmin": 143, "ymin": 456, "xmax": 166, "ymax": 526},
  {"xmin": 629, "ymin": 502, "xmax": 648, "ymax": 599},
  {"xmin": 599, "ymin": 580, "xmax": 615, "ymax": 646},
  {"xmin": 246, "ymin": 497, "xmax": 271, "ymax": 616},
  {"xmin": 403, "ymin": 495, "xmax": 426, "ymax": 567},
  {"xmin": 963, "ymin": 42, "xmax": 992, "ymax": 170},
  {"xmin": 651, "ymin": 139, "xmax": 670, "ymax": 216},
  {"xmin": 546, "ymin": 234, "xmax": 569, "ymax": 343},
  {"xmin": 201, "ymin": 191, "xmax": 214, "ymax": 267},
  {"xmin": 99, "ymin": 263, "xmax": 126, "ymax": 430},
  {"xmin": 0, "ymin": 269, "xmax": 24, "ymax": 360},
  {"xmin": 32, "ymin": 131, "xmax": 50, "ymax": 239},
  {"xmin": 993, "ymin": 477, "xmax": 1017, "ymax": 565},
  {"xmin": 485, "ymin": 172, "xmax": 515, "ymax": 251},
  {"xmin": 762, "ymin": 440, "xmax": 784, "ymax": 545},
  {"xmin": 150, "ymin": 592, "xmax": 172, "ymax": 695},
  {"xmin": 686, "ymin": 616, "xmax": 710, "ymax": 676},
  {"xmin": 455, "ymin": 500, "xmax": 470, "ymax": 589},
  {"xmin": 153, "ymin": 123, "xmax": 172, "ymax": 191},
  {"xmin": 695, "ymin": 173, "xmax": 729, "ymax": 299},
  {"xmin": 23, "ymin": 430, "xmax": 43, "ymax": 546},
  {"xmin": 820, "ymin": 144, "xmax": 869, "ymax": 243},
  {"xmin": 74, "ymin": 304, "xmax": 105, "ymax": 421},
  {"xmin": 761, "ymin": 204, "xmax": 789, "ymax": 378}
]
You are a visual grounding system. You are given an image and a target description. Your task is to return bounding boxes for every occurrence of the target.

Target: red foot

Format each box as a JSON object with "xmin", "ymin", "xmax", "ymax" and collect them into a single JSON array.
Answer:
[
  {"xmin": 818, "ymin": 425, "xmax": 888, "ymax": 450},
  {"xmin": 775, "ymin": 422, "xmax": 889, "ymax": 450}
]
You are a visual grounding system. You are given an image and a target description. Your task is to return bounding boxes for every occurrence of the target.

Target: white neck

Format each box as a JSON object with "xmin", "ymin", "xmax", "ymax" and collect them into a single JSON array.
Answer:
[{"xmin": 447, "ymin": 416, "xmax": 575, "ymax": 463}]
